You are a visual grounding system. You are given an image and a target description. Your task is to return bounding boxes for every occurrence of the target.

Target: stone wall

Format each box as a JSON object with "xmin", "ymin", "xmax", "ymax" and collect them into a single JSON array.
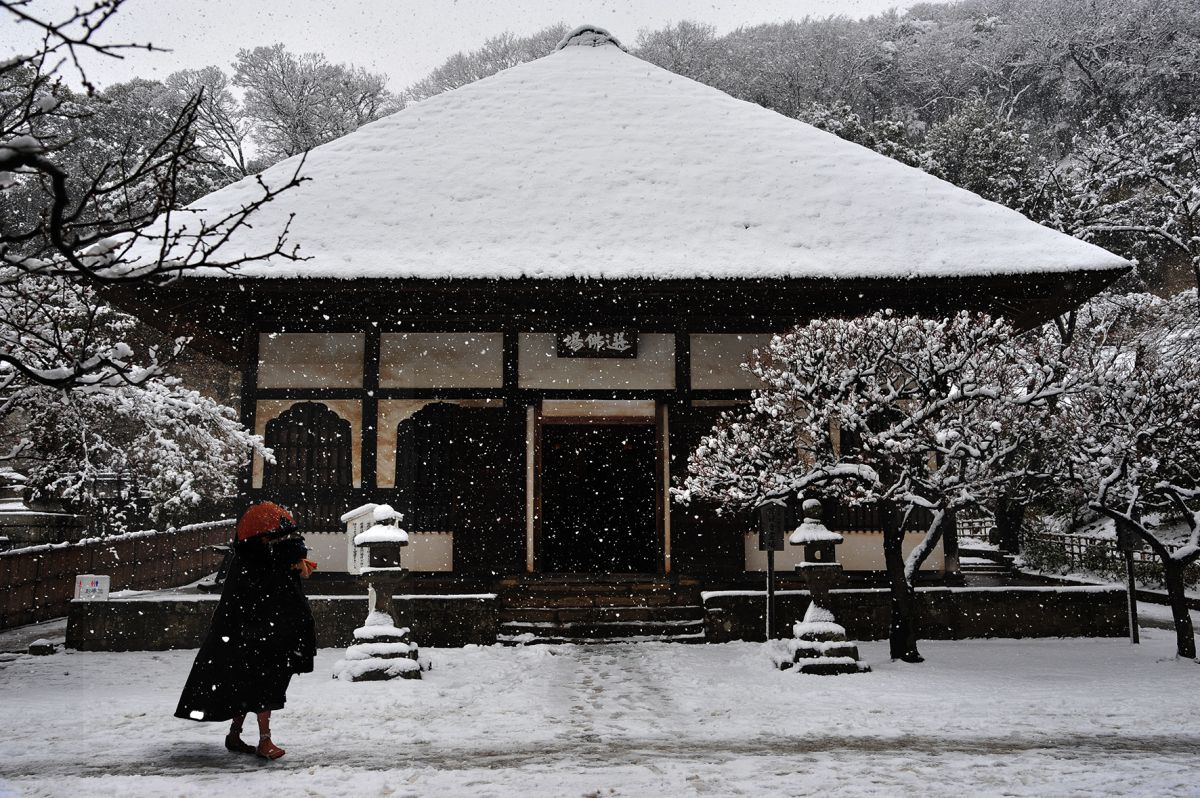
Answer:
[
  {"xmin": 702, "ymin": 586, "xmax": 1128, "ymax": 642},
  {"xmin": 1, "ymin": 521, "xmax": 233, "ymax": 629},
  {"xmin": 67, "ymin": 594, "xmax": 499, "ymax": 651}
]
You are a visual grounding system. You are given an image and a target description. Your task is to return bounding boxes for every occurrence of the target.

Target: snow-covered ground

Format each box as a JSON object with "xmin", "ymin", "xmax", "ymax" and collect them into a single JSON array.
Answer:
[{"xmin": 1, "ymin": 634, "xmax": 1197, "ymax": 798}]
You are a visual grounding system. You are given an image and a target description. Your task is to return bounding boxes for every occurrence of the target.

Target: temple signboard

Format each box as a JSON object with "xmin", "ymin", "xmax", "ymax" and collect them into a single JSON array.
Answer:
[{"xmin": 556, "ymin": 331, "xmax": 638, "ymax": 358}]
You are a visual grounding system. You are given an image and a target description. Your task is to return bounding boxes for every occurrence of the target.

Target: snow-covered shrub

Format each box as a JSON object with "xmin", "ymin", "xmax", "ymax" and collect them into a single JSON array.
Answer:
[{"xmin": 15, "ymin": 378, "xmax": 267, "ymax": 527}]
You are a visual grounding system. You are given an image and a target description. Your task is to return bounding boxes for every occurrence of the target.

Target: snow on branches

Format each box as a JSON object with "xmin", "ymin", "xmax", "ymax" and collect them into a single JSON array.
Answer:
[
  {"xmin": 1042, "ymin": 110, "xmax": 1200, "ymax": 294},
  {"xmin": 681, "ymin": 311, "xmax": 1065, "ymax": 529},
  {"xmin": 15, "ymin": 377, "xmax": 268, "ymax": 525},
  {"xmin": 679, "ymin": 311, "xmax": 1079, "ymax": 660},
  {"xmin": 0, "ymin": 0, "xmax": 304, "ymax": 392},
  {"xmin": 1053, "ymin": 291, "xmax": 1200, "ymax": 658}
]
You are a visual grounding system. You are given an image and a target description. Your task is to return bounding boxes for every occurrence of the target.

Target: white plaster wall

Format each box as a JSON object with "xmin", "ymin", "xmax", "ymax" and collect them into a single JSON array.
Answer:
[
  {"xmin": 541, "ymin": 399, "xmax": 656, "ymax": 418},
  {"xmin": 304, "ymin": 531, "xmax": 349, "ymax": 573},
  {"xmin": 257, "ymin": 333, "xmax": 364, "ymax": 388},
  {"xmin": 379, "ymin": 332, "xmax": 504, "ymax": 388},
  {"xmin": 689, "ymin": 334, "xmax": 773, "ymax": 389},
  {"xmin": 743, "ymin": 530, "xmax": 944, "ymax": 572},
  {"xmin": 315, "ymin": 534, "xmax": 453, "ymax": 575}
]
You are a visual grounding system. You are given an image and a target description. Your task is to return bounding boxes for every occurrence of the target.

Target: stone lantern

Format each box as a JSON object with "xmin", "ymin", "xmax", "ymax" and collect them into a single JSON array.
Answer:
[
  {"xmin": 782, "ymin": 499, "xmax": 870, "ymax": 675},
  {"xmin": 791, "ymin": 498, "xmax": 845, "ymax": 598},
  {"xmin": 332, "ymin": 504, "xmax": 421, "ymax": 681}
]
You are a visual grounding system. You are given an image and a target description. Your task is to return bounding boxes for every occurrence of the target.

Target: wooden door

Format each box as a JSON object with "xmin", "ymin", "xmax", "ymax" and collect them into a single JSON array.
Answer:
[{"xmin": 395, "ymin": 403, "xmax": 525, "ymax": 576}]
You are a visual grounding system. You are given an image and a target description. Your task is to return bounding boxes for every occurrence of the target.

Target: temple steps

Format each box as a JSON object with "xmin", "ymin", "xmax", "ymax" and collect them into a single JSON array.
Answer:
[
  {"xmin": 958, "ymin": 550, "xmax": 1018, "ymax": 577},
  {"xmin": 496, "ymin": 575, "xmax": 707, "ymax": 644},
  {"xmin": 497, "ymin": 609, "xmax": 707, "ymax": 645}
]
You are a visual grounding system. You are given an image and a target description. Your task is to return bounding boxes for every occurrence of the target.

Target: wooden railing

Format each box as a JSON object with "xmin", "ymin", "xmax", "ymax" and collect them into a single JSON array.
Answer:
[{"xmin": 0, "ymin": 520, "xmax": 234, "ymax": 629}]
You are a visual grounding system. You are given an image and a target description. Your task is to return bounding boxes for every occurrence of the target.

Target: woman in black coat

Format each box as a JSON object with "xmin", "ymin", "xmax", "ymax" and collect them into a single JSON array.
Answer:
[{"xmin": 176, "ymin": 502, "xmax": 317, "ymax": 759}]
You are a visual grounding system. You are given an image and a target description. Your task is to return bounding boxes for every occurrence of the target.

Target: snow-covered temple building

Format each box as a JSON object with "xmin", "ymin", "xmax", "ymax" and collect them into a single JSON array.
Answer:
[{"xmin": 121, "ymin": 27, "xmax": 1129, "ymax": 587}]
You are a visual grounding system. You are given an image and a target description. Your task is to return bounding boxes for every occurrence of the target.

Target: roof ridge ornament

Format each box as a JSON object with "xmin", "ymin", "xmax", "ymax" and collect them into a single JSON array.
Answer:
[{"xmin": 555, "ymin": 24, "xmax": 627, "ymax": 52}]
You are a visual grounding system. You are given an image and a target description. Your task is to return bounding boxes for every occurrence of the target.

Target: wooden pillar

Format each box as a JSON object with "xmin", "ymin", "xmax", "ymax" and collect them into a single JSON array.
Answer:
[
  {"xmin": 361, "ymin": 328, "xmax": 380, "ymax": 490},
  {"xmin": 657, "ymin": 400, "xmax": 671, "ymax": 574},
  {"xmin": 525, "ymin": 403, "xmax": 538, "ymax": 573},
  {"xmin": 237, "ymin": 323, "xmax": 260, "ymax": 513}
]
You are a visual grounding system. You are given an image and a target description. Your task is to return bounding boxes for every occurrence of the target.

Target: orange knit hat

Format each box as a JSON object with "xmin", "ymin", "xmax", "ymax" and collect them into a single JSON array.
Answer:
[{"xmin": 237, "ymin": 502, "xmax": 296, "ymax": 542}]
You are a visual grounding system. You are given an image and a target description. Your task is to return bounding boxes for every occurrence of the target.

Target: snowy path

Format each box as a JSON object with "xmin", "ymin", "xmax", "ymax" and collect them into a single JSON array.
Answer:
[{"xmin": 1, "ymin": 633, "xmax": 1198, "ymax": 797}]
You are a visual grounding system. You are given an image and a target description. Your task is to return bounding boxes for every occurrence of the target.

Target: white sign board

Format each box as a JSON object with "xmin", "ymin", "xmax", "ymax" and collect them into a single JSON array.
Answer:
[{"xmin": 73, "ymin": 574, "xmax": 110, "ymax": 601}]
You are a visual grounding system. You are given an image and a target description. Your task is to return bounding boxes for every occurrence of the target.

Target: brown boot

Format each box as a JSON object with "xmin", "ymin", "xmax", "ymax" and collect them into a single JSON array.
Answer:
[
  {"xmin": 256, "ymin": 736, "xmax": 286, "ymax": 760},
  {"xmin": 225, "ymin": 733, "xmax": 256, "ymax": 754}
]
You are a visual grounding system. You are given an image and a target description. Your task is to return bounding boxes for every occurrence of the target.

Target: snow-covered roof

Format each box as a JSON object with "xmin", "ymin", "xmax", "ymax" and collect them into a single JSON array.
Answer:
[{"xmin": 142, "ymin": 26, "xmax": 1130, "ymax": 282}]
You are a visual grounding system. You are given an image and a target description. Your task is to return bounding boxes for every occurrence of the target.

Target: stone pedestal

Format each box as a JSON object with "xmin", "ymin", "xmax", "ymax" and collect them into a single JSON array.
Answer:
[
  {"xmin": 783, "ymin": 602, "xmax": 871, "ymax": 675},
  {"xmin": 332, "ymin": 608, "xmax": 421, "ymax": 682},
  {"xmin": 333, "ymin": 571, "xmax": 421, "ymax": 681}
]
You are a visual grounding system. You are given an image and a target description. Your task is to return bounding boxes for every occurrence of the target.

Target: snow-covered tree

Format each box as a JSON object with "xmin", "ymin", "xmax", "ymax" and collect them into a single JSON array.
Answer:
[
  {"xmin": 404, "ymin": 25, "xmax": 568, "ymax": 102},
  {"xmin": 1041, "ymin": 110, "xmax": 1200, "ymax": 294},
  {"xmin": 233, "ymin": 44, "xmax": 401, "ymax": 161},
  {"xmin": 633, "ymin": 22, "xmax": 724, "ymax": 89},
  {"xmin": 925, "ymin": 97, "xmax": 1037, "ymax": 210},
  {"xmin": 164, "ymin": 66, "xmax": 253, "ymax": 177},
  {"xmin": 0, "ymin": 277, "xmax": 267, "ymax": 525},
  {"xmin": 679, "ymin": 312, "xmax": 1074, "ymax": 662},
  {"xmin": 795, "ymin": 102, "xmax": 932, "ymax": 171},
  {"xmin": 15, "ymin": 377, "xmax": 265, "ymax": 526},
  {"xmin": 1050, "ymin": 291, "xmax": 1200, "ymax": 659},
  {"xmin": 0, "ymin": 1, "xmax": 303, "ymax": 392}
]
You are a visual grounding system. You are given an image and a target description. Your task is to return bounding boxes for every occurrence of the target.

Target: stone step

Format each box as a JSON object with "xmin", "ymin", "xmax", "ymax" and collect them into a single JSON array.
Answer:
[
  {"xmin": 500, "ymin": 611, "xmax": 704, "ymax": 632},
  {"xmin": 497, "ymin": 629, "xmax": 707, "ymax": 646},
  {"xmin": 499, "ymin": 605, "xmax": 704, "ymax": 624},
  {"xmin": 959, "ymin": 564, "xmax": 1013, "ymax": 574},
  {"xmin": 501, "ymin": 582, "xmax": 695, "ymax": 595},
  {"xmin": 498, "ymin": 600, "xmax": 706, "ymax": 643},
  {"xmin": 501, "ymin": 592, "xmax": 694, "ymax": 609},
  {"xmin": 500, "ymin": 618, "xmax": 704, "ymax": 637}
]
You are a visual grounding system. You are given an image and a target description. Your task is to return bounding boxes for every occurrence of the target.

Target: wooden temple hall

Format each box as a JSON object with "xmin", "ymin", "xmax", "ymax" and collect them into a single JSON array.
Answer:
[{"xmin": 124, "ymin": 26, "xmax": 1129, "ymax": 590}]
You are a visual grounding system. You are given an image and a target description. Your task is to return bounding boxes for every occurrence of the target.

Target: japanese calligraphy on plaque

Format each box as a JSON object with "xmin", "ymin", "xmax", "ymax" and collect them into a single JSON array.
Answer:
[{"xmin": 556, "ymin": 331, "xmax": 638, "ymax": 358}]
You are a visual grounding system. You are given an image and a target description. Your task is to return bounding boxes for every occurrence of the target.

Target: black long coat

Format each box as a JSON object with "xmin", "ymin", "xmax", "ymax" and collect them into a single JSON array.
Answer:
[{"xmin": 175, "ymin": 536, "xmax": 316, "ymax": 722}]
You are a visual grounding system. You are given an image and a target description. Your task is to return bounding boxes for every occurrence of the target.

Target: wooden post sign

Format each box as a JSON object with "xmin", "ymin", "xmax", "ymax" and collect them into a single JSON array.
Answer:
[
  {"xmin": 757, "ymin": 501, "xmax": 788, "ymax": 552},
  {"xmin": 556, "ymin": 331, "xmax": 638, "ymax": 358}
]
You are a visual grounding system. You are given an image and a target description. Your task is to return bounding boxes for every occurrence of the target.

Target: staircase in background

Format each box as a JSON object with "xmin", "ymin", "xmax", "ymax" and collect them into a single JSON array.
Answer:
[
  {"xmin": 496, "ymin": 575, "xmax": 707, "ymax": 644},
  {"xmin": 958, "ymin": 547, "xmax": 1018, "ymax": 579}
]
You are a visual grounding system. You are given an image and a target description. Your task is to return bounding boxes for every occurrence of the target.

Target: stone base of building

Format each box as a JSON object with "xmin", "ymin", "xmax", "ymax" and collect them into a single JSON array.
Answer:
[{"xmin": 64, "ymin": 583, "xmax": 1128, "ymax": 651}]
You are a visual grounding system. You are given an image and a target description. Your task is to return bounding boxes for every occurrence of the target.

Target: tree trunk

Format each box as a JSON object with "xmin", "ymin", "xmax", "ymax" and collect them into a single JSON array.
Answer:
[
  {"xmin": 994, "ymin": 495, "xmax": 1024, "ymax": 555},
  {"xmin": 883, "ymin": 501, "xmax": 923, "ymax": 662},
  {"xmin": 1164, "ymin": 560, "xmax": 1197, "ymax": 660}
]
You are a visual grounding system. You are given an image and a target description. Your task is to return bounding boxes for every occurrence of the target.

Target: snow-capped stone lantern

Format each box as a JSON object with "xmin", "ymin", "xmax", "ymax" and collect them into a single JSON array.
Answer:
[
  {"xmin": 353, "ymin": 503, "xmax": 409, "ymax": 571},
  {"xmin": 333, "ymin": 504, "xmax": 421, "ymax": 681},
  {"xmin": 791, "ymin": 499, "xmax": 844, "ymax": 594},
  {"xmin": 782, "ymin": 499, "xmax": 870, "ymax": 675}
]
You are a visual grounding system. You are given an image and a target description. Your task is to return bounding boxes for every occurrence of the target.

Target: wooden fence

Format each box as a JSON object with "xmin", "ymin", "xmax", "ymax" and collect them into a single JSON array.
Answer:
[
  {"xmin": 1024, "ymin": 530, "xmax": 1155, "ymax": 569},
  {"xmin": 957, "ymin": 516, "xmax": 995, "ymax": 541},
  {"xmin": 0, "ymin": 520, "xmax": 234, "ymax": 629}
]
